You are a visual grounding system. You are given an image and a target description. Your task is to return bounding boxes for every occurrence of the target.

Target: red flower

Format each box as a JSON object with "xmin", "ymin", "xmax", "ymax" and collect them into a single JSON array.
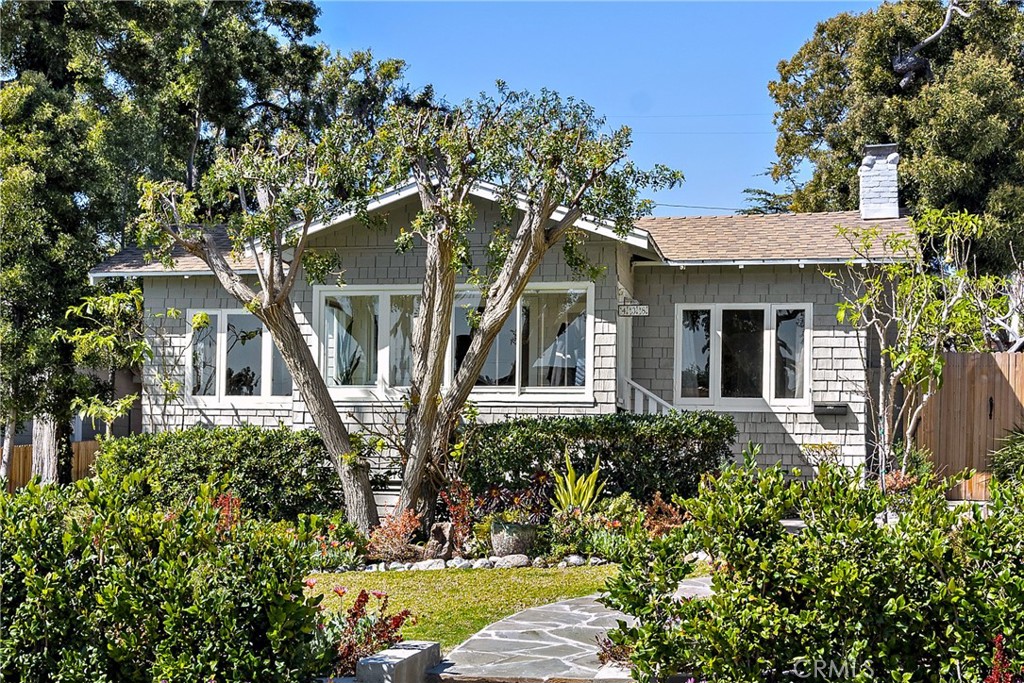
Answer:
[
  {"xmin": 305, "ymin": 578, "xmax": 318, "ymax": 589},
  {"xmin": 334, "ymin": 586, "xmax": 347, "ymax": 598},
  {"xmin": 370, "ymin": 590, "xmax": 386, "ymax": 599}
]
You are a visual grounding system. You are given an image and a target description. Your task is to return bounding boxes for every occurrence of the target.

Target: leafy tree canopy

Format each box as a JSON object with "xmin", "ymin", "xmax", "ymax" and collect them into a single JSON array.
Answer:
[
  {"xmin": 763, "ymin": 0, "xmax": 1024, "ymax": 271},
  {"xmin": 0, "ymin": 0, "xmax": 324, "ymax": 453}
]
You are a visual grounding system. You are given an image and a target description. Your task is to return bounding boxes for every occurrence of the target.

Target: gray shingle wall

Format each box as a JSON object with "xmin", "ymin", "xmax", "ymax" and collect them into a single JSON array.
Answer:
[
  {"xmin": 630, "ymin": 264, "xmax": 869, "ymax": 470},
  {"xmin": 140, "ymin": 194, "xmax": 621, "ymax": 437}
]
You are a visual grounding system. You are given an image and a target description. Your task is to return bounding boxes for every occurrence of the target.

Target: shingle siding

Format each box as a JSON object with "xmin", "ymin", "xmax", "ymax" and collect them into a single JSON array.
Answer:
[
  {"xmin": 140, "ymin": 195, "xmax": 621, "ymax": 439},
  {"xmin": 630, "ymin": 264, "xmax": 869, "ymax": 470},
  {"xmin": 137, "ymin": 194, "xmax": 872, "ymax": 477}
]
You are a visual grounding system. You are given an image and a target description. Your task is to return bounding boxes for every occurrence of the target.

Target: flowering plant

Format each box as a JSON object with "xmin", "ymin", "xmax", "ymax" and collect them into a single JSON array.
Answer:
[
  {"xmin": 439, "ymin": 479, "xmax": 474, "ymax": 554},
  {"xmin": 313, "ymin": 588, "xmax": 413, "ymax": 677},
  {"xmin": 476, "ymin": 470, "xmax": 553, "ymax": 525},
  {"xmin": 310, "ymin": 515, "xmax": 367, "ymax": 570},
  {"xmin": 368, "ymin": 509, "xmax": 421, "ymax": 562}
]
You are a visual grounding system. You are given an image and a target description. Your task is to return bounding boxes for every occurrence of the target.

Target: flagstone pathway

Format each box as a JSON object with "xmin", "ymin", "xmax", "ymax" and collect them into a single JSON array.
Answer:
[{"xmin": 429, "ymin": 577, "xmax": 713, "ymax": 683}]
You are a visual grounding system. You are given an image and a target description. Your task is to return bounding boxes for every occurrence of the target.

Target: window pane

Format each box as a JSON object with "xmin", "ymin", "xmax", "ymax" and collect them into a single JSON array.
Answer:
[
  {"xmin": 521, "ymin": 290, "xmax": 587, "ymax": 388},
  {"xmin": 721, "ymin": 309, "xmax": 763, "ymax": 398},
  {"xmin": 225, "ymin": 313, "xmax": 263, "ymax": 396},
  {"xmin": 453, "ymin": 292, "xmax": 517, "ymax": 387},
  {"xmin": 324, "ymin": 295, "xmax": 378, "ymax": 387},
  {"xmin": 775, "ymin": 308, "xmax": 806, "ymax": 400},
  {"xmin": 390, "ymin": 295, "xmax": 419, "ymax": 387},
  {"xmin": 191, "ymin": 313, "xmax": 218, "ymax": 396},
  {"xmin": 270, "ymin": 341, "xmax": 293, "ymax": 397},
  {"xmin": 680, "ymin": 309, "xmax": 711, "ymax": 398}
]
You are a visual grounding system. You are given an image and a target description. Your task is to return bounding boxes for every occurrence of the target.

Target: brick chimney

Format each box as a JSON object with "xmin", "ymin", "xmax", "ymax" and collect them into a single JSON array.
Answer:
[{"xmin": 858, "ymin": 143, "xmax": 900, "ymax": 220}]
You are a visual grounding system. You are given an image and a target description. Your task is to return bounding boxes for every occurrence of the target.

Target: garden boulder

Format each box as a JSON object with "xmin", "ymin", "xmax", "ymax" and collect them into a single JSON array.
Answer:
[
  {"xmin": 423, "ymin": 522, "xmax": 455, "ymax": 560},
  {"xmin": 494, "ymin": 554, "xmax": 530, "ymax": 569}
]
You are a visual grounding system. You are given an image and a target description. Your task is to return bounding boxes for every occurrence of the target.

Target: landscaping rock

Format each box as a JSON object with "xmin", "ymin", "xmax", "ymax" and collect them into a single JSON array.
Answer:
[
  {"xmin": 589, "ymin": 557, "xmax": 607, "ymax": 566},
  {"xmin": 565, "ymin": 554, "xmax": 586, "ymax": 567},
  {"xmin": 488, "ymin": 556, "xmax": 502, "ymax": 564},
  {"xmin": 412, "ymin": 559, "xmax": 447, "ymax": 571},
  {"xmin": 557, "ymin": 561, "xmax": 568, "ymax": 569},
  {"xmin": 532, "ymin": 557, "xmax": 547, "ymax": 568},
  {"xmin": 423, "ymin": 522, "xmax": 455, "ymax": 560},
  {"xmin": 494, "ymin": 554, "xmax": 530, "ymax": 569},
  {"xmin": 447, "ymin": 557, "xmax": 472, "ymax": 569},
  {"xmin": 388, "ymin": 562, "xmax": 406, "ymax": 571},
  {"xmin": 364, "ymin": 564, "xmax": 377, "ymax": 572},
  {"xmin": 472, "ymin": 558, "xmax": 494, "ymax": 570}
]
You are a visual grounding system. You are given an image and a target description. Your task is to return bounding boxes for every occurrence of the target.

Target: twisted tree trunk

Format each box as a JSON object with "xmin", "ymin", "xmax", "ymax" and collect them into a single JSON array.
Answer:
[{"xmin": 260, "ymin": 301, "xmax": 379, "ymax": 533}]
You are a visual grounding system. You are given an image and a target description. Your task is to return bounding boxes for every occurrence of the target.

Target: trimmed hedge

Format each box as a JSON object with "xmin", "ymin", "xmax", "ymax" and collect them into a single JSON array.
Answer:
[
  {"xmin": 0, "ymin": 473, "xmax": 327, "ymax": 682},
  {"xmin": 94, "ymin": 425, "xmax": 343, "ymax": 521},
  {"xmin": 604, "ymin": 462, "xmax": 1024, "ymax": 682},
  {"xmin": 461, "ymin": 411, "xmax": 736, "ymax": 501}
]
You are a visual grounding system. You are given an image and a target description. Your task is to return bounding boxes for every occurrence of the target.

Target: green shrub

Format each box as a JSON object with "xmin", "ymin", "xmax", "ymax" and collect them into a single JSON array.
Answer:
[
  {"xmin": 461, "ymin": 411, "xmax": 736, "ymax": 501},
  {"xmin": 603, "ymin": 460, "xmax": 1024, "ymax": 683},
  {"xmin": 0, "ymin": 471, "xmax": 330, "ymax": 682},
  {"xmin": 94, "ymin": 425, "xmax": 343, "ymax": 520},
  {"xmin": 992, "ymin": 426, "xmax": 1024, "ymax": 483}
]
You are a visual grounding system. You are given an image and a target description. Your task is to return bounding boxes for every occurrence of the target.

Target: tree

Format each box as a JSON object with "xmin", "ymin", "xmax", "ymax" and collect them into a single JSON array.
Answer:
[
  {"xmin": 57, "ymin": 288, "xmax": 154, "ymax": 438},
  {"xmin": 763, "ymin": 0, "xmax": 1024, "ymax": 272},
  {"xmin": 378, "ymin": 85, "xmax": 682, "ymax": 514},
  {"xmin": 1, "ymin": 73, "xmax": 99, "ymax": 482},
  {"xmin": 135, "ymin": 54, "xmax": 407, "ymax": 533},
  {"xmin": 0, "ymin": 0, "xmax": 324, "ymax": 481},
  {"xmin": 823, "ymin": 210, "xmax": 1003, "ymax": 477}
]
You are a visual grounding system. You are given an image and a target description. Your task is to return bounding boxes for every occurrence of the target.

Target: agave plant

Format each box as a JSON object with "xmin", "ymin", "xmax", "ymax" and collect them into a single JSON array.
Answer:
[{"xmin": 552, "ymin": 450, "xmax": 605, "ymax": 514}]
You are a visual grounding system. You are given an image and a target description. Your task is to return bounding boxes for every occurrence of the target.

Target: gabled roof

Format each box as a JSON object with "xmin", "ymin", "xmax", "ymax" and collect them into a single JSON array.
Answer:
[
  {"xmin": 306, "ymin": 180, "xmax": 655, "ymax": 250},
  {"xmin": 90, "ymin": 180, "xmax": 657, "ymax": 279},
  {"xmin": 89, "ymin": 230, "xmax": 257, "ymax": 281},
  {"xmin": 637, "ymin": 210, "xmax": 913, "ymax": 266},
  {"xmin": 89, "ymin": 189, "xmax": 915, "ymax": 280}
]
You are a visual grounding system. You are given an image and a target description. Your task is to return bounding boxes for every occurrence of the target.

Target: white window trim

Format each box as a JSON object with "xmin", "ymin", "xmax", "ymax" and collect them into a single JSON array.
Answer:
[
  {"xmin": 673, "ymin": 302, "xmax": 813, "ymax": 413},
  {"xmin": 312, "ymin": 282, "xmax": 596, "ymax": 404},
  {"xmin": 184, "ymin": 308, "xmax": 293, "ymax": 408}
]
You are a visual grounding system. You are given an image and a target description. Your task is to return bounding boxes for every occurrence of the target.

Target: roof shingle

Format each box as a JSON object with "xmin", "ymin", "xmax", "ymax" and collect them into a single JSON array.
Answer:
[
  {"xmin": 637, "ymin": 210, "xmax": 913, "ymax": 264},
  {"xmin": 91, "ymin": 231, "xmax": 257, "ymax": 278}
]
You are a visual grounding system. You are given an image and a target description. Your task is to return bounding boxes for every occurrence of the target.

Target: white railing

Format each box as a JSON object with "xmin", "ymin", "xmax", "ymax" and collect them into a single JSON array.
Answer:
[{"xmin": 622, "ymin": 378, "xmax": 675, "ymax": 415}]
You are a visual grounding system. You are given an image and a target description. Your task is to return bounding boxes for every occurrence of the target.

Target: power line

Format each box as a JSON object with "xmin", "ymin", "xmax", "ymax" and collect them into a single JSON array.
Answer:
[
  {"xmin": 632, "ymin": 131, "xmax": 775, "ymax": 135},
  {"xmin": 653, "ymin": 202, "xmax": 746, "ymax": 211},
  {"xmin": 607, "ymin": 113, "xmax": 773, "ymax": 118}
]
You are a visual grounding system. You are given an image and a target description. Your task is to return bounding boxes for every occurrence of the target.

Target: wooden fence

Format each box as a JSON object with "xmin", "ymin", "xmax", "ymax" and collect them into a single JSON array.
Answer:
[
  {"xmin": 917, "ymin": 352, "xmax": 1024, "ymax": 500},
  {"xmin": 4, "ymin": 440, "xmax": 100, "ymax": 493}
]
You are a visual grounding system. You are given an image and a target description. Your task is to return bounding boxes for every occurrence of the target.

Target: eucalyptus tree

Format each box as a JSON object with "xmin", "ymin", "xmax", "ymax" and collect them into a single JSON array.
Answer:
[{"xmin": 379, "ymin": 85, "xmax": 682, "ymax": 514}]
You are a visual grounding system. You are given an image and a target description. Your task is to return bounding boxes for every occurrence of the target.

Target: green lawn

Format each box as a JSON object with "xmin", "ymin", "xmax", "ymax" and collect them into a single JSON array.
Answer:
[{"xmin": 308, "ymin": 565, "xmax": 618, "ymax": 650}]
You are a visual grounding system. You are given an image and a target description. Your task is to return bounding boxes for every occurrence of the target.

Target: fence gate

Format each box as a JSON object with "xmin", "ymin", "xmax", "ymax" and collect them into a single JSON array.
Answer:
[{"xmin": 917, "ymin": 352, "xmax": 1024, "ymax": 500}]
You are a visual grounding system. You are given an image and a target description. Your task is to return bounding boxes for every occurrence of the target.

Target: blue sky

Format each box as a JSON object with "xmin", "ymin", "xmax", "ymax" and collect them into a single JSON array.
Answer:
[{"xmin": 316, "ymin": 1, "xmax": 877, "ymax": 216}]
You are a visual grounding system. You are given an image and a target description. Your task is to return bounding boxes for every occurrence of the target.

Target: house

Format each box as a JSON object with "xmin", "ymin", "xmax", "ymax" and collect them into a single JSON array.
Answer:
[{"xmin": 90, "ymin": 144, "xmax": 911, "ymax": 474}]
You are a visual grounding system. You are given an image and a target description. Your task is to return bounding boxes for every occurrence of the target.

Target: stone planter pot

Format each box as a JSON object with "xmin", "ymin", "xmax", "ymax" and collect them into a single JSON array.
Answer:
[{"xmin": 490, "ymin": 519, "xmax": 537, "ymax": 556}]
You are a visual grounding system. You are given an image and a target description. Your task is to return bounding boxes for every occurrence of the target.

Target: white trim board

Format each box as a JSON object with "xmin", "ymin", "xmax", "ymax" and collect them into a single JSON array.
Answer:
[
  {"xmin": 311, "ymin": 281, "xmax": 597, "ymax": 404},
  {"xmin": 673, "ymin": 302, "xmax": 814, "ymax": 413}
]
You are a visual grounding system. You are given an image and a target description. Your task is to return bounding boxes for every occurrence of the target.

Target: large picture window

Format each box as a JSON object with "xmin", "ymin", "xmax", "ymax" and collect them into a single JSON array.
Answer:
[
  {"xmin": 188, "ymin": 310, "xmax": 293, "ymax": 401},
  {"xmin": 314, "ymin": 284, "xmax": 593, "ymax": 398},
  {"xmin": 674, "ymin": 303, "xmax": 812, "ymax": 409},
  {"xmin": 324, "ymin": 295, "xmax": 378, "ymax": 387}
]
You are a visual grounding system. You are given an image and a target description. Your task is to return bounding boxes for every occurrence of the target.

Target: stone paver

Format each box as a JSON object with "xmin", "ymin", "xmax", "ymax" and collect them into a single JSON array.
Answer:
[
  {"xmin": 429, "ymin": 578, "xmax": 715, "ymax": 683},
  {"xmin": 429, "ymin": 595, "xmax": 630, "ymax": 682}
]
